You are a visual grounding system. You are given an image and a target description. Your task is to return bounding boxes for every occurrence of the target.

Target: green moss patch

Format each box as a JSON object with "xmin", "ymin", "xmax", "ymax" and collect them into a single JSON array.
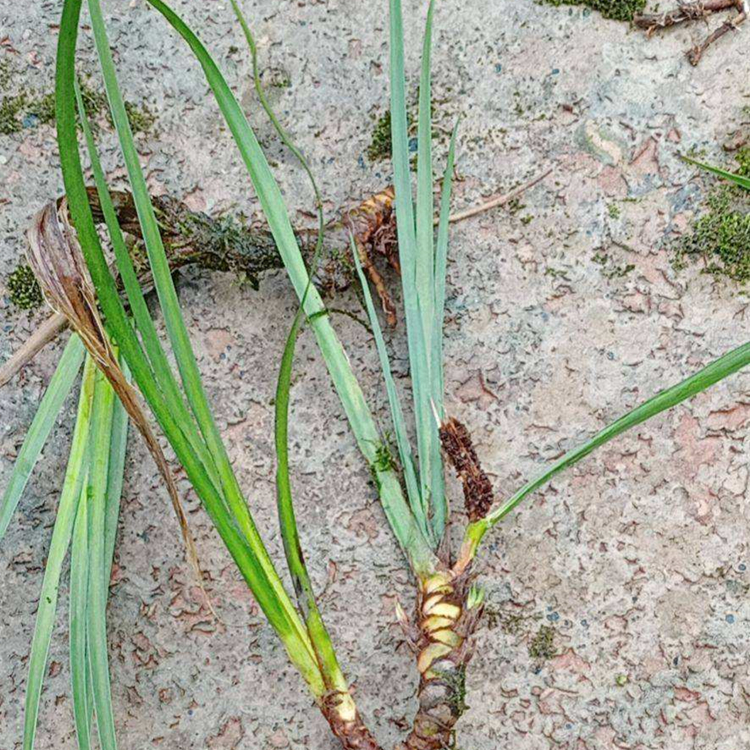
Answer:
[
  {"xmin": 541, "ymin": 0, "xmax": 647, "ymax": 22},
  {"xmin": 7, "ymin": 265, "xmax": 43, "ymax": 310},
  {"xmin": 674, "ymin": 149, "xmax": 750, "ymax": 285},
  {"xmin": 0, "ymin": 93, "xmax": 29, "ymax": 135},
  {"xmin": 124, "ymin": 100, "xmax": 156, "ymax": 134},
  {"xmin": 0, "ymin": 74, "xmax": 155, "ymax": 136},
  {"xmin": 529, "ymin": 624, "xmax": 557, "ymax": 661},
  {"xmin": 367, "ymin": 110, "xmax": 394, "ymax": 161}
]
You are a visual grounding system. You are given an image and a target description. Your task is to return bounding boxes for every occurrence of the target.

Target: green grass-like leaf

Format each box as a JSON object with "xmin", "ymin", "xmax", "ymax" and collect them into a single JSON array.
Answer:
[
  {"xmin": 69, "ymin": 481, "xmax": 92, "ymax": 750},
  {"xmin": 274, "ymin": 312, "xmax": 352, "ymax": 700},
  {"xmin": 684, "ymin": 156, "xmax": 750, "ymax": 192},
  {"xmin": 23, "ymin": 353, "xmax": 96, "ymax": 750},
  {"xmin": 60, "ymin": 0, "xmax": 328, "ymax": 696},
  {"xmin": 415, "ymin": 0, "xmax": 446, "ymax": 541},
  {"xmin": 89, "ymin": 0, "xmax": 321, "ymax": 672},
  {"xmin": 352, "ymin": 239, "xmax": 421, "ymax": 527},
  {"xmin": 388, "ymin": 0, "xmax": 434, "ymax": 543},
  {"xmin": 140, "ymin": 0, "xmax": 437, "ymax": 575},
  {"xmin": 465, "ymin": 339, "xmax": 750, "ymax": 556},
  {"xmin": 432, "ymin": 121, "xmax": 459, "ymax": 427},
  {"xmin": 228, "ymin": 0, "xmax": 351, "ymax": 699},
  {"xmin": 69, "ymin": 356, "xmax": 130, "ymax": 750},
  {"xmin": 74, "ymin": 78, "xmax": 220, "ymax": 491},
  {"xmin": 0, "ymin": 334, "xmax": 85, "ymax": 544},
  {"xmin": 84, "ymin": 366, "xmax": 118, "ymax": 750}
]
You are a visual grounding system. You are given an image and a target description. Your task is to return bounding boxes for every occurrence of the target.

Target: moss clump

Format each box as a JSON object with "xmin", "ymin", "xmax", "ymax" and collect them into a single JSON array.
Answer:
[
  {"xmin": 0, "ymin": 93, "xmax": 28, "ymax": 135},
  {"xmin": 446, "ymin": 665, "xmax": 467, "ymax": 717},
  {"xmin": 735, "ymin": 146, "xmax": 750, "ymax": 178},
  {"xmin": 261, "ymin": 66, "xmax": 292, "ymax": 90},
  {"xmin": 433, "ymin": 665, "xmax": 468, "ymax": 718},
  {"xmin": 529, "ymin": 625, "xmax": 556, "ymax": 661},
  {"xmin": 541, "ymin": 0, "xmax": 647, "ymax": 22},
  {"xmin": 0, "ymin": 58, "xmax": 12, "ymax": 91},
  {"xmin": 0, "ymin": 76, "xmax": 155, "ymax": 136},
  {"xmin": 674, "ymin": 150, "xmax": 750, "ymax": 284},
  {"xmin": 26, "ymin": 92, "xmax": 57, "ymax": 125},
  {"xmin": 7, "ymin": 265, "xmax": 43, "ymax": 310},
  {"xmin": 125, "ymin": 100, "xmax": 156, "ymax": 134},
  {"xmin": 367, "ymin": 110, "xmax": 393, "ymax": 161},
  {"xmin": 593, "ymin": 250, "xmax": 635, "ymax": 279},
  {"xmin": 78, "ymin": 81, "xmax": 109, "ymax": 119}
]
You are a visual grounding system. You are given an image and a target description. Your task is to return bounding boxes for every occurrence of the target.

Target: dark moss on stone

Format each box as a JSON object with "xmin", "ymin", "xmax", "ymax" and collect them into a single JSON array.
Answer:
[
  {"xmin": 529, "ymin": 624, "xmax": 556, "ymax": 661},
  {"xmin": 0, "ymin": 75, "xmax": 155, "ymax": 136},
  {"xmin": 540, "ymin": 0, "xmax": 647, "ymax": 22},
  {"xmin": 0, "ymin": 93, "xmax": 28, "ymax": 134},
  {"xmin": 367, "ymin": 110, "xmax": 394, "ymax": 161},
  {"xmin": 124, "ymin": 100, "xmax": 156, "ymax": 134},
  {"xmin": 7, "ymin": 265, "xmax": 44, "ymax": 310}
]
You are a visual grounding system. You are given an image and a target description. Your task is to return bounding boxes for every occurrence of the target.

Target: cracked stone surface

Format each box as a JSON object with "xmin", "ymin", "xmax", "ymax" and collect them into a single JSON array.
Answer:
[{"xmin": 1, "ymin": 1, "xmax": 749, "ymax": 748}]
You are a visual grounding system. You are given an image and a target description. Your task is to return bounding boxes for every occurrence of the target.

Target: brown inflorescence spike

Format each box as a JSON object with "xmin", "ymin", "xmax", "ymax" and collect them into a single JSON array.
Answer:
[{"xmin": 439, "ymin": 417, "xmax": 494, "ymax": 522}]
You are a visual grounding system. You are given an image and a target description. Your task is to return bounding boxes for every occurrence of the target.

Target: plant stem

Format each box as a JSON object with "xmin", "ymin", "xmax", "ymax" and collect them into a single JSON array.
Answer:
[
  {"xmin": 396, "ymin": 573, "xmax": 480, "ymax": 750},
  {"xmin": 2, "ymin": 170, "xmax": 552, "ymax": 391}
]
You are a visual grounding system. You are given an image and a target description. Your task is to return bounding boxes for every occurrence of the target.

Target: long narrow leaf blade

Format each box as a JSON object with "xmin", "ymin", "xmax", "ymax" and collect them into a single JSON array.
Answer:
[
  {"xmin": 416, "ymin": 0, "xmax": 436, "ymax": 351},
  {"xmin": 71, "ymin": 357, "xmax": 129, "ymax": 750},
  {"xmin": 351, "ymin": 241, "xmax": 424, "ymax": 538},
  {"xmin": 86, "ymin": 0, "xmax": 235, "ymax": 498},
  {"xmin": 0, "ymin": 334, "xmax": 85, "ymax": 543},
  {"xmin": 415, "ymin": 0, "xmax": 446, "ymax": 542},
  {"xmin": 274, "ymin": 314, "xmax": 350, "ymax": 697},
  {"xmin": 104, "ymin": 358, "xmax": 130, "ymax": 571},
  {"xmin": 432, "ymin": 121, "xmax": 459, "ymax": 423},
  {"xmin": 429, "ymin": 122, "xmax": 458, "ymax": 538},
  {"xmin": 23, "ymin": 353, "xmax": 96, "ymax": 750},
  {"xmin": 388, "ymin": 0, "xmax": 440, "ymax": 546},
  {"xmin": 683, "ymin": 156, "xmax": 750, "ymax": 191},
  {"xmin": 231, "ymin": 0, "xmax": 348, "ymax": 695},
  {"xmin": 466, "ymin": 340, "xmax": 750, "ymax": 555},
  {"xmin": 142, "ymin": 0, "xmax": 437, "ymax": 574},
  {"xmin": 74, "ymin": 80, "xmax": 219, "ymax": 490},
  {"xmin": 60, "ymin": 0, "xmax": 326, "ymax": 689},
  {"xmin": 85, "ymin": 367, "xmax": 118, "ymax": 750},
  {"xmin": 85, "ymin": 1, "xmax": 320, "ymax": 660},
  {"xmin": 69, "ymin": 479, "xmax": 91, "ymax": 750}
]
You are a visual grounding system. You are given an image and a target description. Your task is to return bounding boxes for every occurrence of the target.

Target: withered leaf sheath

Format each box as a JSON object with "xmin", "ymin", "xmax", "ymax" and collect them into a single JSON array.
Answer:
[
  {"xmin": 439, "ymin": 417, "xmax": 494, "ymax": 522},
  {"xmin": 26, "ymin": 200, "xmax": 208, "ymax": 601}
]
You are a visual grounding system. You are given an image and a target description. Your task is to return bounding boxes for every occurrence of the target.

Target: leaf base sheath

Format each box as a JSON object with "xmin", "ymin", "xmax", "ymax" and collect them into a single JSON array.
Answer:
[{"xmin": 397, "ymin": 573, "xmax": 481, "ymax": 750}]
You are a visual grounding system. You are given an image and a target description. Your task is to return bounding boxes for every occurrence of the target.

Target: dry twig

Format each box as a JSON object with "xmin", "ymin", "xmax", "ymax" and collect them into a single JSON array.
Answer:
[{"xmin": 634, "ymin": 0, "xmax": 747, "ymax": 65}]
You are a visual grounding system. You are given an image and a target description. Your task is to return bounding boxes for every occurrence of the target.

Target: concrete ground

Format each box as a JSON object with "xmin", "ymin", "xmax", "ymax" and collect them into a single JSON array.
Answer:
[{"xmin": 1, "ymin": 0, "xmax": 749, "ymax": 748}]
